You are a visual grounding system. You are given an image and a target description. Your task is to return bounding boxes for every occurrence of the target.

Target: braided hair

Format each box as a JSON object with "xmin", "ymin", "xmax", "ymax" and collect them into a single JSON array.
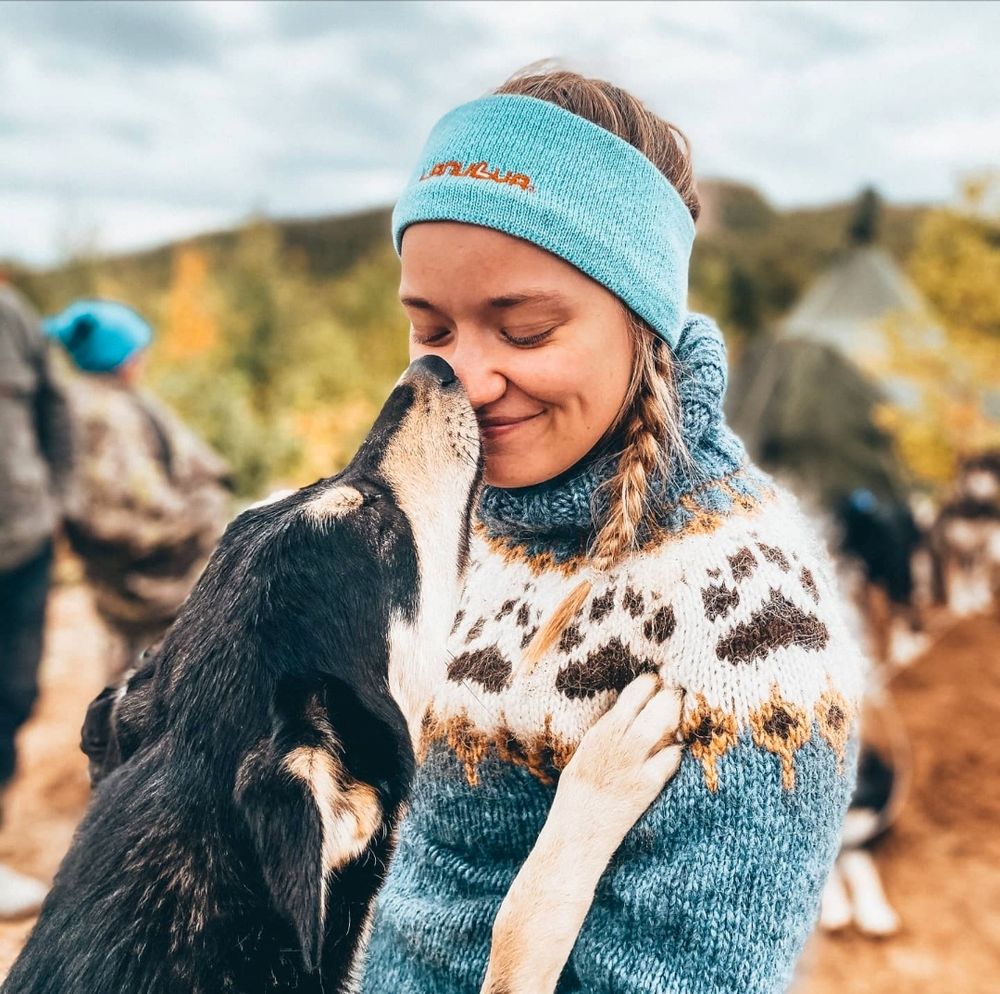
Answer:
[{"xmin": 493, "ymin": 63, "xmax": 699, "ymax": 669}]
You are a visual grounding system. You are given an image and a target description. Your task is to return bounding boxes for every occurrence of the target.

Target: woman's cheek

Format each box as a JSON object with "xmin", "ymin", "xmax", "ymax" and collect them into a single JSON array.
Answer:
[{"xmin": 510, "ymin": 351, "xmax": 574, "ymax": 404}]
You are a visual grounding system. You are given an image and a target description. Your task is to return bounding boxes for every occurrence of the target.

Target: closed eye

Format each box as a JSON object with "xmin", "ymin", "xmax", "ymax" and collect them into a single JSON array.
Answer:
[
  {"xmin": 411, "ymin": 327, "xmax": 557, "ymax": 348},
  {"xmin": 410, "ymin": 328, "xmax": 449, "ymax": 347},
  {"xmin": 501, "ymin": 327, "xmax": 556, "ymax": 348}
]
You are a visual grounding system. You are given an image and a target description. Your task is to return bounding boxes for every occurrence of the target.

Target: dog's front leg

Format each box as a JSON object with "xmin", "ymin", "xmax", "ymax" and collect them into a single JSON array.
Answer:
[{"xmin": 481, "ymin": 673, "xmax": 684, "ymax": 994}]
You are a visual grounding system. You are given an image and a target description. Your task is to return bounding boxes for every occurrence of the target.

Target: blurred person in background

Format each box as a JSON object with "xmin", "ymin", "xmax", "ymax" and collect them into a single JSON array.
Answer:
[
  {"xmin": 44, "ymin": 300, "xmax": 232, "ymax": 678},
  {"xmin": 0, "ymin": 279, "xmax": 74, "ymax": 918}
]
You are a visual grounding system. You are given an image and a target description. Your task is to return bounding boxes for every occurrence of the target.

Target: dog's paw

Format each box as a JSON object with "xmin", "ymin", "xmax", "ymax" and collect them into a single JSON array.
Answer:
[
  {"xmin": 555, "ymin": 674, "xmax": 685, "ymax": 847},
  {"xmin": 819, "ymin": 865, "xmax": 852, "ymax": 932}
]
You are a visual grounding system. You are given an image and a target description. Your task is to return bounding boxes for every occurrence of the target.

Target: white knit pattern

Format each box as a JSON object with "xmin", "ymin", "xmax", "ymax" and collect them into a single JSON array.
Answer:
[{"xmin": 421, "ymin": 483, "xmax": 867, "ymax": 791}]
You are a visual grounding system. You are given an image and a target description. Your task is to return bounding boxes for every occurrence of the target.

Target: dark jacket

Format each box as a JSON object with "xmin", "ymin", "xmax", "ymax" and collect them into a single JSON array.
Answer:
[{"xmin": 0, "ymin": 286, "xmax": 74, "ymax": 572}]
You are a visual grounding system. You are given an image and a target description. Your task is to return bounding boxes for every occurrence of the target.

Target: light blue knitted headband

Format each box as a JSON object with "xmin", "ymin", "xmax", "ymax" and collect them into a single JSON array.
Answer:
[{"xmin": 391, "ymin": 93, "xmax": 696, "ymax": 350}]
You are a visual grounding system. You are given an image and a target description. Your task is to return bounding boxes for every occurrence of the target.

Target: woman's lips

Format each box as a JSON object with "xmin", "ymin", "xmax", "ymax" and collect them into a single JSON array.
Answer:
[{"xmin": 478, "ymin": 413, "xmax": 541, "ymax": 440}]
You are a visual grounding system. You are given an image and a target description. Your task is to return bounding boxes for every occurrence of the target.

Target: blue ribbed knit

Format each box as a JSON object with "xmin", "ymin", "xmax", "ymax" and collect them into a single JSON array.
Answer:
[
  {"xmin": 390, "ymin": 94, "xmax": 696, "ymax": 350},
  {"xmin": 359, "ymin": 312, "xmax": 861, "ymax": 994}
]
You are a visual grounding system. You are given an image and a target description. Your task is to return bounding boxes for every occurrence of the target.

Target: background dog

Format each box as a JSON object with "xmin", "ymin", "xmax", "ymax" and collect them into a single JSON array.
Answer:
[
  {"xmin": 930, "ymin": 450, "xmax": 1000, "ymax": 618},
  {"xmin": 819, "ymin": 730, "xmax": 908, "ymax": 937}
]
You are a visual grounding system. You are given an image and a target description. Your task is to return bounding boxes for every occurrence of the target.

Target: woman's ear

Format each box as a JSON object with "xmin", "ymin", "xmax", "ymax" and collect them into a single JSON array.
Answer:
[{"xmin": 233, "ymin": 676, "xmax": 383, "ymax": 973}]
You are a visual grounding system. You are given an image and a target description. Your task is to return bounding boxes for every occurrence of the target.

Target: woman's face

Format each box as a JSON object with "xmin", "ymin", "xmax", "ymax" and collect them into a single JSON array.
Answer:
[{"xmin": 399, "ymin": 222, "xmax": 634, "ymax": 489}]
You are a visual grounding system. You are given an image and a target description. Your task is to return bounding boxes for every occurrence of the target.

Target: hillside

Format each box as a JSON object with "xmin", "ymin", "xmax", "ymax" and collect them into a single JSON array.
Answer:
[
  {"xmin": 2, "ymin": 180, "xmax": 935, "ymax": 499},
  {"xmin": 8, "ymin": 180, "xmax": 929, "ymax": 334}
]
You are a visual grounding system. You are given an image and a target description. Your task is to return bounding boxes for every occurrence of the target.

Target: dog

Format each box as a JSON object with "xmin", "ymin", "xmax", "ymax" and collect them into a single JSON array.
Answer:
[
  {"xmin": 819, "ymin": 743, "xmax": 902, "ymax": 937},
  {"xmin": 788, "ymin": 485, "xmax": 929, "ymax": 669},
  {"xmin": 930, "ymin": 450, "xmax": 1000, "ymax": 618},
  {"xmin": 834, "ymin": 489, "xmax": 930, "ymax": 667},
  {"xmin": 3, "ymin": 355, "xmax": 684, "ymax": 994},
  {"xmin": 819, "ymin": 694, "xmax": 909, "ymax": 937}
]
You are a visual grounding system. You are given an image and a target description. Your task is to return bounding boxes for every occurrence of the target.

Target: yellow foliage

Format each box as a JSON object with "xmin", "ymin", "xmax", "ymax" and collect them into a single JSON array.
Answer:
[
  {"xmin": 163, "ymin": 246, "xmax": 218, "ymax": 360},
  {"xmin": 290, "ymin": 397, "xmax": 380, "ymax": 487},
  {"xmin": 872, "ymin": 173, "xmax": 1000, "ymax": 489}
]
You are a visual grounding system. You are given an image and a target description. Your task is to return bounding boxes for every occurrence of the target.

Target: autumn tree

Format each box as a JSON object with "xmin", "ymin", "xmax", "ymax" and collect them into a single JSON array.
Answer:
[
  {"xmin": 873, "ymin": 172, "xmax": 1000, "ymax": 487},
  {"xmin": 162, "ymin": 246, "xmax": 217, "ymax": 361}
]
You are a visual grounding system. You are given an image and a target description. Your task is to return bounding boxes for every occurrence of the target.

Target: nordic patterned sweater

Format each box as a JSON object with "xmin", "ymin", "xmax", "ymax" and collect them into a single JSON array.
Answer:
[{"xmin": 359, "ymin": 312, "xmax": 865, "ymax": 994}]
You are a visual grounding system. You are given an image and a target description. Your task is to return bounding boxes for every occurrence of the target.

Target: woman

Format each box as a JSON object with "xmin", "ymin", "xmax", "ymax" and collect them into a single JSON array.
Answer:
[
  {"xmin": 44, "ymin": 299, "xmax": 232, "ymax": 676},
  {"xmin": 360, "ymin": 67, "xmax": 865, "ymax": 994}
]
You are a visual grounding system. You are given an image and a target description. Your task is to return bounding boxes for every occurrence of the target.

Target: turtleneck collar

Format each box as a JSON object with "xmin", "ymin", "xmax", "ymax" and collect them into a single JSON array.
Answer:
[{"xmin": 476, "ymin": 312, "xmax": 749, "ymax": 546}]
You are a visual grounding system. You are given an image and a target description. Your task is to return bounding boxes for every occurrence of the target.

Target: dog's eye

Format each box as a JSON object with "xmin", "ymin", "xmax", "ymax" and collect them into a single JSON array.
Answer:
[{"xmin": 359, "ymin": 487, "xmax": 392, "ymax": 508}]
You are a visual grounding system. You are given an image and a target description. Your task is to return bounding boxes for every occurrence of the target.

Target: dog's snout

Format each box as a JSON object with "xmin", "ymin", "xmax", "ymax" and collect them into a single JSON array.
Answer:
[{"xmin": 408, "ymin": 355, "xmax": 456, "ymax": 387}]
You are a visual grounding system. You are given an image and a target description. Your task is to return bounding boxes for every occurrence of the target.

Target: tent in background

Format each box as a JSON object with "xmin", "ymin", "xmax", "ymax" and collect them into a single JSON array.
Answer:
[
  {"xmin": 726, "ymin": 189, "xmax": 922, "ymax": 512},
  {"xmin": 726, "ymin": 336, "xmax": 909, "ymax": 510}
]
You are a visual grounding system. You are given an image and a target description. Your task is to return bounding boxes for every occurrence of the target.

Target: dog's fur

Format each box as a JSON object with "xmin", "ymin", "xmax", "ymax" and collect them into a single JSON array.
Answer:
[
  {"xmin": 834, "ymin": 490, "xmax": 932, "ymax": 667},
  {"xmin": 820, "ymin": 736, "xmax": 906, "ymax": 936},
  {"xmin": 930, "ymin": 451, "xmax": 1000, "ymax": 618},
  {"xmin": 3, "ymin": 355, "xmax": 483, "ymax": 993}
]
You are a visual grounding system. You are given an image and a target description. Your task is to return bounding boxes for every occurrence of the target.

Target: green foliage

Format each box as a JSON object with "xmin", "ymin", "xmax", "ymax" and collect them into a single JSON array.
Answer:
[
  {"xmin": 13, "ymin": 216, "xmax": 409, "ymax": 498},
  {"xmin": 873, "ymin": 172, "xmax": 1000, "ymax": 486}
]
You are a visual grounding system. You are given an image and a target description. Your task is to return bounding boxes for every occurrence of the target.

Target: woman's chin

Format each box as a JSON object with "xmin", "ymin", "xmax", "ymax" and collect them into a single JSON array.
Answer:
[
  {"xmin": 483, "ymin": 464, "xmax": 546, "ymax": 489},
  {"xmin": 482, "ymin": 449, "xmax": 555, "ymax": 489},
  {"xmin": 483, "ymin": 450, "xmax": 575, "ymax": 489}
]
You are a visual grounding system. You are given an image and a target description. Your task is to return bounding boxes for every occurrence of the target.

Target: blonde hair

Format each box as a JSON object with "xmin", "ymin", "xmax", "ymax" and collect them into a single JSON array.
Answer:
[{"xmin": 493, "ymin": 63, "xmax": 698, "ymax": 667}]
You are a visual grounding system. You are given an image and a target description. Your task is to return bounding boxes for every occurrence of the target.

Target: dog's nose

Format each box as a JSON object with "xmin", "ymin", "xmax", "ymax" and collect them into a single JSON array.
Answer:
[{"xmin": 410, "ymin": 355, "xmax": 456, "ymax": 386}]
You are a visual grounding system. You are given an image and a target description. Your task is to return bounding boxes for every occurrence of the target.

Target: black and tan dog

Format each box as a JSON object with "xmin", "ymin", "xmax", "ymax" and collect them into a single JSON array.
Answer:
[
  {"xmin": 3, "ymin": 356, "xmax": 683, "ymax": 994},
  {"xmin": 931, "ymin": 450, "xmax": 1000, "ymax": 617}
]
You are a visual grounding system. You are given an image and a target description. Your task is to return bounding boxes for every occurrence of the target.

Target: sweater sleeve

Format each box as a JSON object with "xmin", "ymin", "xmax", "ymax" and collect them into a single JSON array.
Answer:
[
  {"xmin": 566, "ymin": 725, "xmax": 857, "ymax": 994},
  {"xmin": 568, "ymin": 518, "xmax": 863, "ymax": 994},
  {"xmin": 33, "ymin": 337, "xmax": 76, "ymax": 511}
]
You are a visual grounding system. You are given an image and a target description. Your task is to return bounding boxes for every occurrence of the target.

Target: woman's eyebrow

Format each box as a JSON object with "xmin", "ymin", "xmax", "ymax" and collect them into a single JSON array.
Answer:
[
  {"xmin": 399, "ymin": 295, "xmax": 439, "ymax": 311},
  {"xmin": 487, "ymin": 290, "xmax": 568, "ymax": 309},
  {"xmin": 399, "ymin": 290, "xmax": 568, "ymax": 310}
]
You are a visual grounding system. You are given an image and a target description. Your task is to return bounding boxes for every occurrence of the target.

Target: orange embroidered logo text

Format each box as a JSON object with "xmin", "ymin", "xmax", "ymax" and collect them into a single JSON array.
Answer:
[{"xmin": 419, "ymin": 160, "xmax": 534, "ymax": 191}]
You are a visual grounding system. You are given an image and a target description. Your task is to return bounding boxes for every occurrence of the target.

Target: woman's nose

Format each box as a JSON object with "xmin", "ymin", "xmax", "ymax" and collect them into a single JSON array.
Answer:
[{"xmin": 448, "ymin": 336, "xmax": 507, "ymax": 410}]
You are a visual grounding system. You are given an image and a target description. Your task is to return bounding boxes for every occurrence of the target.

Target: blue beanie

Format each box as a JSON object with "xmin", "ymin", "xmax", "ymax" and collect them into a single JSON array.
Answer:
[
  {"xmin": 43, "ymin": 299, "xmax": 153, "ymax": 373},
  {"xmin": 391, "ymin": 93, "xmax": 696, "ymax": 350}
]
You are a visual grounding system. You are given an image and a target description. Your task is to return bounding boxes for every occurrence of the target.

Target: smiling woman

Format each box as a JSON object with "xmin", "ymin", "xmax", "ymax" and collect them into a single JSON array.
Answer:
[
  {"xmin": 359, "ymin": 64, "xmax": 865, "ymax": 994},
  {"xmin": 400, "ymin": 221, "xmax": 637, "ymax": 489}
]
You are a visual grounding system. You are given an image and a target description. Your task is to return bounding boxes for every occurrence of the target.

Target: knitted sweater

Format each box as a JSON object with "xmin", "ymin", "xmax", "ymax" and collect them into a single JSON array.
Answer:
[{"xmin": 359, "ymin": 313, "xmax": 865, "ymax": 994}]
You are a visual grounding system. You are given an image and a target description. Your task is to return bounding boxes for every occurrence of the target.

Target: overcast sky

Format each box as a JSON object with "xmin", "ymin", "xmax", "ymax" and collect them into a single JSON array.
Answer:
[{"xmin": 1, "ymin": 0, "xmax": 998, "ymax": 266}]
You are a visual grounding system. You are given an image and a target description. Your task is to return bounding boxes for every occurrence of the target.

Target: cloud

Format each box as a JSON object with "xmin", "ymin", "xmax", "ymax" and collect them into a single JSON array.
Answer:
[
  {"xmin": 0, "ymin": 0, "xmax": 997, "ymax": 265},
  {"xmin": 2, "ymin": 0, "xmax": 224, "ymax": 68}
]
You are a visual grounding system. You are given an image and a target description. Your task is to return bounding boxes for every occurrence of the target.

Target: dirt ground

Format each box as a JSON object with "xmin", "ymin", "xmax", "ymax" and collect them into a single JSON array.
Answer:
[{"xmin": 1, "ymin": 584, "xmax": 998, "ymax": 989}]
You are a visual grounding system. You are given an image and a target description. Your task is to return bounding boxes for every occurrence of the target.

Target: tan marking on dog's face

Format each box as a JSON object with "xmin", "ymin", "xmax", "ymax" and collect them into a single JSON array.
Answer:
[
  {"xmin": 283, "ymin": 746, "xmax": 382, "ymax": 876},
  {"xmin": 303, "ymin": 486, "xmax": 365, "ymax": 521}
]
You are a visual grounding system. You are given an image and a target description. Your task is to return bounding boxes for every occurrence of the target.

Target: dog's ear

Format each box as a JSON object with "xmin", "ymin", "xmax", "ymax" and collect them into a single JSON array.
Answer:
[
  {"xmin": 80, "ymin": 657, "xmax": 159, "ymax": 786},
  {"xmin": 234, "ymin": 676, "xmax": 382, "ymax": 973},
  {"xmin": 80, "ymin": 683, "xmax": 120, "ymax": 783}
]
